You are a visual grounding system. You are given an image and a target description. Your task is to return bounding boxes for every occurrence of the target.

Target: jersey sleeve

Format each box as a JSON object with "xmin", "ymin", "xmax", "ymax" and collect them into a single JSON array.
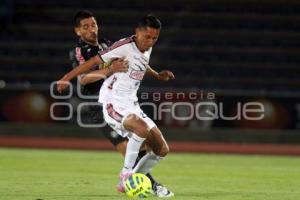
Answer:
[
  {"xmin": 98, "ymin": 37, "xmax": 133, "ymax": 62},
  {"xmin": 99, "ymin": 44, "xmax": 128, "ymax": 63}
]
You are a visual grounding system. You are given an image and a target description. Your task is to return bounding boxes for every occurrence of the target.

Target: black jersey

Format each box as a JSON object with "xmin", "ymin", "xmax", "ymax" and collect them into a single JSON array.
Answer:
[
  {"xmin": 69, "ymin": 38, "xmax": 127, "ymax": 146},
  {"xmin": 69, "ymin": 38, "xmax": 112, "ymax": 96}
]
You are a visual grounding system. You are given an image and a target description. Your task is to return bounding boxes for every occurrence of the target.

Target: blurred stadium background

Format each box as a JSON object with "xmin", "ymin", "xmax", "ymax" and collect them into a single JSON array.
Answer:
[{"xmin": 1, "ymin": 0, "xmax": 300, "ymax": 155}]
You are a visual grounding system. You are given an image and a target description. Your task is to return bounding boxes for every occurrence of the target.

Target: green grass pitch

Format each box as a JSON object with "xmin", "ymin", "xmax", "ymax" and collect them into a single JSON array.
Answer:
[{"xmin": 0, "ymin": 148, "xmax": 300, "ymax": 200}]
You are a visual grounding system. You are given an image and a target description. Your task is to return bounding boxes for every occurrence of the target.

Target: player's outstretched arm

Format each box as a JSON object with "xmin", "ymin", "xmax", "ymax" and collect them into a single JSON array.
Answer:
[
  {"xmin": 80, "ymin": 58, "xmax": 128, "ymax": 85},
  {"xmin": 146, "ymin": 65, "xmax": 175, "ymax": 81},
  {"xmin": 56, "ymin": 55, "xmax": 103, "ymax": 93}
]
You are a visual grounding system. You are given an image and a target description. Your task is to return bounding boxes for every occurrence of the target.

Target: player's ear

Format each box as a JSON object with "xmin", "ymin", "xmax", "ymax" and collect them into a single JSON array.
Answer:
[
  {"xmin": 135, "ymin": 27, "xmax": 142, "ymax": 34},
  {"xmin": 135, "ymin": 27, "xmax": 143, "ymax": 38},
  {"xmin": 74, "ymin": 27, "xmax": 81, "ymax": 36}
]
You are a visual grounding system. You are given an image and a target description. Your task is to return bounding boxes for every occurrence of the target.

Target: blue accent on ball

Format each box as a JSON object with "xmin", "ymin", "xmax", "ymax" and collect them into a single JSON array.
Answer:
[
  {"xmin": 128, "ymin": 176, "xmax": 136, "ymax": 189},
  {"xmin": 136, "ymin": 176, "xmax": 140, "ymax": 185}
]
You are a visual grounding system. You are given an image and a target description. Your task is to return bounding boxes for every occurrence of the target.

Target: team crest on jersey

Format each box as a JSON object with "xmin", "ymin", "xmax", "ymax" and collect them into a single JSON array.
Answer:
[{"xmin": 129, "ymin": 70, "xmax": 145, "ymax": 80}]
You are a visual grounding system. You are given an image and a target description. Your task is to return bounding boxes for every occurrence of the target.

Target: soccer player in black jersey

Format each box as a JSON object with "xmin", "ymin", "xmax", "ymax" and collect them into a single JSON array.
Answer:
[{"xmin": 69, "ymin": 10, "xmax": 173, "ymax": 197}]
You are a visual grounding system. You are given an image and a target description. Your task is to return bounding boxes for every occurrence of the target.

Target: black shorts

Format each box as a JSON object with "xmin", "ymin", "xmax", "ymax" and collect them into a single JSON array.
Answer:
[{"xmin": 88, "ymin": 103, "xmax": 127, "ymax": 146}]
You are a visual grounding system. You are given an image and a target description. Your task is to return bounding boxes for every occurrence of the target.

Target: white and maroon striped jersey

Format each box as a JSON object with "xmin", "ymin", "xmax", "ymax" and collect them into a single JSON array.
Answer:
[{"xmin": 98, "ymin": 36, "xmax": 152, "ymax": 105}]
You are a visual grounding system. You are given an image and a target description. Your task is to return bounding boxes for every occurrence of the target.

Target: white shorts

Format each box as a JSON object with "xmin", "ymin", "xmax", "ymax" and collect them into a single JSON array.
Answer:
[{"xmin": 102, "ymin": 102, "xmax": 157, "ymax": 138}]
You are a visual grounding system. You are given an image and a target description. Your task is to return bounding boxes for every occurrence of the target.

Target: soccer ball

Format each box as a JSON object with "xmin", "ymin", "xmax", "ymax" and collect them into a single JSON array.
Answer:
[{"xmin": 124, "ymin": 173, "xmax": 153, "ymax": 198}]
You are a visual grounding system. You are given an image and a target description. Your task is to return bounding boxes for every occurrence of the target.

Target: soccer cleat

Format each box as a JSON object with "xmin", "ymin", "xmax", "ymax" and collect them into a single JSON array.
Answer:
[
  {"xmin": 116, "ymin": 172, "xmax": 132, "ymax": 193},
  {"xmin": 116, "ymin": 181, "xmax": 125, "ymax": 193},
  {"xmin": 153, "ymin": 183, "xmax": 174, "ymax": 198}
]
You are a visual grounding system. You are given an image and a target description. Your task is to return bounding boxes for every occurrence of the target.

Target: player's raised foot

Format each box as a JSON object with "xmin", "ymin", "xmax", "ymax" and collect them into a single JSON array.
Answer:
[
  {"xmin": 153, "ymin": 183, "xmax": 174, "ymax": 198},
  {"xmin": 116, "ymin": 172, "xmax": 133, "ymax": 193}
]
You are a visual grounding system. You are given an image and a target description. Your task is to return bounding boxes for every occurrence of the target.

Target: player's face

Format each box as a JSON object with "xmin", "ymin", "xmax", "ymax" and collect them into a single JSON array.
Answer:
[
  {"xmin": 135, "ymin": 27, "xmax": 160, "ymax": 52},
  {"xmin": 76, "ymin": 17, "xmax": 99, "ymax": 45}
]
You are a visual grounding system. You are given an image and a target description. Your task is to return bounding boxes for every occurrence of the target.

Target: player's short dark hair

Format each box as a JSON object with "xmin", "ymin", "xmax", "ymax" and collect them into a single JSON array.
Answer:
[
  {"xmin": 137, "ymin": 14, "xmax": 161, "ymax": 30},
  {"xmin": 74, "ymin": 10, "xmax": 95, "ymax": 27}
]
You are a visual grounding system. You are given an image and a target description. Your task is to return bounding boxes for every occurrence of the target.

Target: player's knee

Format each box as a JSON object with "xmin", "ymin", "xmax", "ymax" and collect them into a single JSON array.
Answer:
[
  {"xmin": 124, "ymin": 114, "xmax": 149, "ymax": 138},
  {"xmin": 159, "ymin": 143, "xmax": 169, "ymax": 157},
  {"xmin": 137, "ymin": 126, "xmax": 149, "ymax": 138},
  {"xmin": 133, "ymin": 123, "xmax": 148, "ymax": 138}
]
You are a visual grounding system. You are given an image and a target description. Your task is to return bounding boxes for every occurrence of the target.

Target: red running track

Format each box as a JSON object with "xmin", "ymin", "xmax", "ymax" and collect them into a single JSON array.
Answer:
[{"xmin": 0, "ymin": 136, "xmax": 300, "ymax": 156}]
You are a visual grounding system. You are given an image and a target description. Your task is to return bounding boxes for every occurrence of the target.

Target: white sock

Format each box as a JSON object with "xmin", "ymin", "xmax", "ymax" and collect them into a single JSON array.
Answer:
[
  {"xmin": 133, "ymin": 152, "xmax": 162, "ymax": 174},
  {"xmin": 122, "ymin": 133, "xmax": 146, "ymax": 173}
]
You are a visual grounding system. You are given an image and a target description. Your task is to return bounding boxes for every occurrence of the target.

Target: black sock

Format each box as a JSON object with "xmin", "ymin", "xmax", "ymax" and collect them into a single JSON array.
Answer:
[
  {"xmin": 146, "ymin": 173, "xmax": 159, "ymax": 189},
  {"xmin": 133, "ymin": 150, "xmax": 147, "ymax": 167},
  {"xmin": 138, "ymin": 150, "xmax": 147, "ymax": 158}
]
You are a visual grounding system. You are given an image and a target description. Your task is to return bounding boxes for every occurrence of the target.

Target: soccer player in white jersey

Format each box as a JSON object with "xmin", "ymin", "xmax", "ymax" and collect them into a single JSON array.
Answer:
[{"xmin": 57, "ymin": 15, "xmax": 175, "ymax": 197}]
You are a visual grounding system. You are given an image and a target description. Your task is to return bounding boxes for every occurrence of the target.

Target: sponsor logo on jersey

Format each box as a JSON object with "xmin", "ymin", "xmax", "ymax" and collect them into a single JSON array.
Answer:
[{"xmin": 129, "ymin": 70, "xmax": 145, "ymax": 80}]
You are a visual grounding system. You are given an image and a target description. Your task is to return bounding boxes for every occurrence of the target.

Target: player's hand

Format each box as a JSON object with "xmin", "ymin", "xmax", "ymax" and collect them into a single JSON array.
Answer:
[
  {"xmin": 110, "ymin": 57, "xmax": 128, "ymax": 73},
  {"xmin": 158, "ymin": 70, "xmax": 175, "ymax": 81},
  {"xmin": 56, "ymin": 76, "xmax": 70, "ymax": 93}
]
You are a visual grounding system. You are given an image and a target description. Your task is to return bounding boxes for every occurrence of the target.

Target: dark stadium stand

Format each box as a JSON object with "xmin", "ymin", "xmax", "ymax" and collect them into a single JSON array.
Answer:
[{"xmin": 0, "ymin": 0, "xmax": 300, "ymax": 95}]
